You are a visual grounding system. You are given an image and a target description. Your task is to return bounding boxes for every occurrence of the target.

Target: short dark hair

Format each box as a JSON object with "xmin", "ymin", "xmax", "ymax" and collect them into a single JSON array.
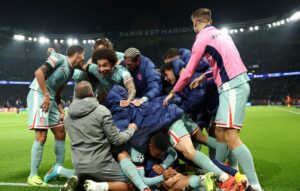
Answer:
[
  {"xmin": 191, "ymin": 8, "xmax": 212, "ymax": 23},
  {"xmin": 66, "ymin": 45, "xmax": 84, "ymax": 57},
  {"xmin": 160, "ymin": 61, "xmax": 173, "ymax": 75},
  {"xmin": 163, "ymin": 48, "xmax": 180, "ymax": 60},
  {"xmin": 92, "ymin": 48, "xmax": 118, "ymax": 66},
  {"xmin": 94, "ymin": 38, "xmax": 113, "ymax": 50},
  {"xmin": 75, "ymin": 81, "xmax": 93, "ymax": 99},
  {"xmin": 150, "ymin": 132, "xmax": 169, "ymax": 152}
]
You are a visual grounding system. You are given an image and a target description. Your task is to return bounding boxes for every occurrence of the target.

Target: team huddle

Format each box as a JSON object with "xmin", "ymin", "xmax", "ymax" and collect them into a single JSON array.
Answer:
[{"xmin": 26, "ymin": 8, "xmax": 263, "ymax": 191}]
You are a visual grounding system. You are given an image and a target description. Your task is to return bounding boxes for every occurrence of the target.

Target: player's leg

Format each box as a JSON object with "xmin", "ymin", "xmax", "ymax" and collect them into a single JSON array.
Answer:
[
  {"xmin": 219, "ymin": 83, "xmax": 262, "ymax": 191},
  {"xmin": 118, "ymin": 150, "xmax": 150, "ymax": 191},
  {"xmin": 27, "ymin": 90, "xmax": 48, "ymax": 186},
  {"xmin": 168, "ymin": 119, "xmax": 232, "ymax": 187},
  {"xmin": 49, "ymin": 100, "xmax": 66, "ymax": 166}
]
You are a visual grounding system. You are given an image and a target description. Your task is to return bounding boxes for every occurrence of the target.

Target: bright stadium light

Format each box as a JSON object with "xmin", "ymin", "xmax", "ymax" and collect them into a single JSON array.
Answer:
[
  {"xmin": 45, "ymin": 38, "xmax": 50, "ymax": 43},
  {"xmin": 286, "ymin": 18, "xmax": 290, "ymax": 22},
  {"xmin": 73, "ymin": 39, "xmax": 78, "ymax": 44},
  {"xmin": 91, "ymin": 40, "xmax": 95, "ymax": 44},
  {"xmin": 28, "ymin": 37, "xmax": 33, "ymax": 41},
  {"xmin": 221, "ymin": 27, "xmax": 229, "ymax": 34},
  {"xmin": 290, "ymin": 11, "xmax": 300, "ymax": 21},
  {"xmin": 249, "ymin": 26, "xmax": 254, "ymax": 31},
  {"xmin": 272, "ymin": 22, "xmax": 277, "ymax": 27},
  {"xmin": 234, "ymin": 29, "xmax": 238, "ymax": 33},
  {"xmin": 276, "ymin": 21, "xmax": 281, "ymax": 26},
  {"xmin": 60, "ymin": 39, "xmax": 64, "ymax": 44},
  {"xmin": 39, "ymin": 36, "xmax": 47, "ymax": 44},
  {"xmin": 280, "ymin": 20, "xmax": 285, "ymax": 25},
  {"xmin": 83, "ymin": 40, "xmax": 87, "ymax": 44},
  {"xmin": 229, "ymin": 29, "xmax": 234, "ymax": 34},
  {"xmin": 33, "ymin": 37, "xmax": 37, "ymax": 41},
  {"xmin": 268, "ymin": 24, "xmax": 272, "ymax": 28},
  {"xmin": 239, "ymin": 28, "xmax": 244, "ymax": 32},
  {"xmin": 54, "ymin": 39, "xmax": 58, "ymax": 43},
  {"xmin": 13, "ymin": 34, "xmax": 25, "ymax": 41},
  {"xmin": 67, "ymin": 38, "xmax": 73, "ymax": 45},
  {"xmin": 254, "ymin": 26, "xmax": 259, "ymax": 30}
]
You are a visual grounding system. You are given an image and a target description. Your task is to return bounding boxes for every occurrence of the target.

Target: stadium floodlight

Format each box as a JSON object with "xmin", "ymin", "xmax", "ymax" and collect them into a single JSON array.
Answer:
[
  {"xmin": 280, "ymin": 20, "xmax": 285, "ymax": 25},
  {"xmin": 83, "ymin": 40, "xmax": 87, "ymax": 44},
  {"xmin": 54, "ymin": 39, "xmax": 58, "ymax": 43},
  {"xmin": 67, "ymin": 38, "xmax": 73, "ymax": 45},
  {"xmin": 229, "ymin": 29, "xmax": 234, "ymax": 34},
  {"xmin": 39, "ymin": 36, "xmax": 48, "ymax": 44},
  {"xmin": 221, "ymin": 27, "xmax": 229, "ymax": 34},
  {"xmin": 290, "ymin": 11, "xmax": 300, "ymax": 21},
  {"xmin": 91, "ymin": 40, "xmax": 95, "ymax": 44},
  {"xmin": 45, "ymin": 38, "xmax": 50, "ymax": 43},
  {"xmin": 272, "ymin": 22, "xmax": 277, "ymax": 27},
  {"xmin": 234, "ymin": 29, "xmax": 238, "ymax": 33},
  {"xmin": 73, "ymin": 39, "xmax": 78, "ymax": 44},
  {"xmin": 239, "ymin": 28, "xmax": 244, "ymax": 32},
  {"xmin": 13, "ymin": 34, "xmax": 25, "ymax": 41},
  {"xmin": 28, "ymin": 37, "xmax": 33, "ymax": 41},
  {"xmin": 268, "ymin": 24, "xmax": 272, "ymax": 28},
  {"xmin": 60, "ymin": 39, "xmax": 64, "ymax": 44},
  {"xmin": 276, "ymin": 21, "xmax": 281, "ymax": 26},
  {"xmin": 254, "ymin": 26, "xmax": 259, "ymax": 30},
  {"xmin": 249, "ymin": 26, "xmax": 254, "ymax": 31},
  {"xmin": 286, "ymin": 18, "xmax": 290, "ymax": 22},
  {"xmin": 33, "ymin": 37, "xmax": 37, "ymax": 41}
]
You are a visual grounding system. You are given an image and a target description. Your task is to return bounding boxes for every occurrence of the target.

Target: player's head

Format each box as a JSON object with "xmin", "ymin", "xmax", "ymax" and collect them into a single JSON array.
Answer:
[
  {"xmin": 66, "ymin": 45, "xmax": 85, "ymax": 68},
  {"xmin": 92, "ymin": 48, "xmax": 118, "ymax": 77},
  {"xmin": 75, "ymin": 81, "xmax": 94, "ymax": 99},
  {"xmin": 163, "ymin": 48, "xmax": 180, "ymax": 63},
  {"xmin": 93, "ymin": 38, "xmax": 113, "ymax": 50},
  {"xmin": 161, "ymin": 61, "xmax": 177, "ymax": 85},
  {"xmin": 148, "ymin": 132, "xmax": 169, "ymax": 159},
  {"xmin": 124, "ymin": 47, "xmax": 141, "ymax": 72},
  {"xmin": 191, "ymin": 8, "xmax": 212, "ymax": 33}
]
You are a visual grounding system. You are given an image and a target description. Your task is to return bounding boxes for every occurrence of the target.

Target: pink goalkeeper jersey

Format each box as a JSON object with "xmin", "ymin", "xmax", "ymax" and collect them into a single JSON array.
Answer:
[{"xmin": 174, "ymin": 25, "xmax": 247, "ymax": 92}]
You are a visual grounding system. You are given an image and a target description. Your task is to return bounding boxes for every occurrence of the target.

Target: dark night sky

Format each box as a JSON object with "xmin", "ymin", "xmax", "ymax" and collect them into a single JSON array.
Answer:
[{"xmin": 0, "ymin": 0, "xmax": 300, "ymax": 33}]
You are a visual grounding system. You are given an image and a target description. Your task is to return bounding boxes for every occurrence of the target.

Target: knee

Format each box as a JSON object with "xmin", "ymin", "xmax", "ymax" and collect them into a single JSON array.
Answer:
[
  {"xmin": 224, "ymin": 129, "xmax": 241, "ymax": 149},
  {"xmin": 54, "ymin": 127, "xmax": 66, "ymax": 140},
  {"xmin": 181, "ymin": 147, "xmax": 196, "ymax": 160},
  {"xmin": 35, "ymin": 131, "xmax": 47, "ymax": 144},
  {"xmin": 117, "ymin": 151, "xmax": 130, "ymax": 162}
]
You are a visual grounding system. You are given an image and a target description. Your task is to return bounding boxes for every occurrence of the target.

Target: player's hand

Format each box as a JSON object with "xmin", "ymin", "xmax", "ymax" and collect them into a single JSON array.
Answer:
[
  {"xmin": 163, "ymin": 167, "xmax": 177, "ymax": 181},
  {"xmin": 128, "ymin": 123, "xmax": 137, "ymax": 131},
  {"xmin": 152, "ymin": 164, "xmax": 164, "ymax": 175},
  {"xmin": 190, "ymin": 74, "xmax": 205, "ymax": 89},
  {"xmin": 131, "ymin": 99, "xmax": 144, "ymax": 107},
  {"xmin": 120, "ymin": 100, "xmax": 130, "ymax": 107},
  {"xmin": 41, "ymin": 94, "xmax": 50, "ymax": 112},
  {"xmin": 59, "ymin": 113, "xmax": 65, "ymax": 122},
  {"xmin": 47, "ymin": 48, "xmax": 55, "ymax": 56},
  {"xmin": 163, "ymin": 91, "xmax": 175, "ymax": 106},
  {"xmin": 82, "ymin": 63, "xmax": 90, "ymax": 71}
]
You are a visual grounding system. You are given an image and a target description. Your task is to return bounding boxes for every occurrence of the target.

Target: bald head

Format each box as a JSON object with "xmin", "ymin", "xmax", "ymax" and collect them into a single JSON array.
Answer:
[{"xmin": 75, "ymin": 81, "xmax": 94, "ymax": 99}]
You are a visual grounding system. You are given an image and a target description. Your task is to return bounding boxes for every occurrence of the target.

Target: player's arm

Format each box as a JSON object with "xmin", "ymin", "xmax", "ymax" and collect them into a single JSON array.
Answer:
[
  {"xmin": 34, "ymin": 64, "xmax": 54, "ymax": 112},
  {"xmin": 55, "ymin": 86, "xmax": 65, "ymax": 121},
  {"xmin": 120, "ymin": 70, "xmax": 136, "ymax": 107},
  {"xmin": 160, "ymin": 147, "xmax": 178, "ymax": 169},
  {"xmin": 163, "ymin": 34, "xmax": 207, "ymax": 106}
]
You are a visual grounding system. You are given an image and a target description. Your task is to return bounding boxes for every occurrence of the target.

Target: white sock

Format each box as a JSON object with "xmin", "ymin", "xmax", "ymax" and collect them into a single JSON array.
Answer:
[
  {"xmin": 96, "ymin": 182, "xmax": 109, "ymax": 191},
  {"xmin": 251, "ymin": 184, "xmax": 262, "ymax": 191},
  {"xmin": 219, "ymin": 173, "xmax": 229, "ymax": 182}
]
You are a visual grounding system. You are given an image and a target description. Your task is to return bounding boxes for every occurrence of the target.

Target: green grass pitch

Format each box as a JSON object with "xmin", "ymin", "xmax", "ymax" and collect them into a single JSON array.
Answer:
[{"xmin": 0, "ymin": 106, "xmax": 299, "ymax": 191}]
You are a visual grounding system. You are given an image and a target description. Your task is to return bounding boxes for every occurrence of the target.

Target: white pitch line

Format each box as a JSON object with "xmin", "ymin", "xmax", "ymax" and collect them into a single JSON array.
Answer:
[
  {"xmin": 273, "ymin": 107, "xmax": 300, "ymax": 115},
  {"xmin": 0, "ymin": 182, "xmax": 62, "ymax": 188}
]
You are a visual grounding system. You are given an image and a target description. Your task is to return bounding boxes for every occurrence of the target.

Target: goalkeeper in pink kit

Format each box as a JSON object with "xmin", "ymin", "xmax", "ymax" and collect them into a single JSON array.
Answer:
[{"xmin": 163, "ymin": 8, "xmax": 262, "ymax": 191}]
